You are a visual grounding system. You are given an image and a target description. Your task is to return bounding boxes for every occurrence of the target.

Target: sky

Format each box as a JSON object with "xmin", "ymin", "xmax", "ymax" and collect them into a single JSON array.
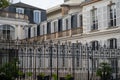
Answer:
[{"xmin": 13, "ymin": 0, "xmax": 64, "ymax": 9}]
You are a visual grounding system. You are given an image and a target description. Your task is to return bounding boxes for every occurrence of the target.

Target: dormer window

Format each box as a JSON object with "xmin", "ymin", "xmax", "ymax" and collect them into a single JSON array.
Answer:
[
  {"xmin": 16, "ymin": 8, "xmax": 24, "ymax": 14},
  {"xmin": 33, "ymin": 10, "xmax": 41, "ymax": 24}
]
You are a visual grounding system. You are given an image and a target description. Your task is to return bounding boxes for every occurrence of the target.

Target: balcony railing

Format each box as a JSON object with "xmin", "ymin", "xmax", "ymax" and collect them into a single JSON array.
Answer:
[
  {"xmin": 71, "ymin": 27, "xmax": 83, "ymax": 35},
  {"xmin": 46, "ymin": 33, "xmax": 56, "ymax": 40},
  {"xmin": 0, "ymin": 11, "xmax": 28, "ymax": 20},
  {"xmin": 58, "ymin": 30, "xmax": 71, "ymax": 37},
  {"xmin": 22, "ymin": 27, "xmax": 83, "ymax": 42}
]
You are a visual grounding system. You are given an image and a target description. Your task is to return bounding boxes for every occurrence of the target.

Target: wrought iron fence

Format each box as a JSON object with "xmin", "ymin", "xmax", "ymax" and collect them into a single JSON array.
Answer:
[{"xmin": 0, "ymin": 40, "xmax": 120, "ymax": 80}]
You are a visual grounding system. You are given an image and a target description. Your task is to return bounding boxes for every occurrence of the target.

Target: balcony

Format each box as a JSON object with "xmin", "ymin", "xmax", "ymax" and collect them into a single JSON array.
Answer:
[
  {"xmin": 46, "ymin": 33, "xmax": 56, "ymax": 40},
  {"xmin": 58, "ymin": 30, "xmax": 71, "ymax": 37},
  {"xmin": 0, "ymin": 11, "xmax": 28, "ymax": 20},
  {"xmin": 71, "ymin": 27, "xmax": 83, "ymax": 35}
]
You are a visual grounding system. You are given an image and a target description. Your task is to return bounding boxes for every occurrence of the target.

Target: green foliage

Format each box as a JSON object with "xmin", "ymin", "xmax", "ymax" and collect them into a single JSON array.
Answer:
[
  {"xmin": 0, "ymin": 0, "xmax": 10, "ymax": 8},
  {"xmin": 0, "ymin": 58, "xmax": 19, "ymax": 80},
  {"xmin": 26, "ymin": 72, "xmax": 32, "ymax": 77},
  {"xmin": 52, "ymin": 73, "xmax": 57, "ymax": 80},
  {"xmin": 96, "ymin": 62, "xmax": 112, "ymax": 80},
  {"xmin": 65, "ymin": 74, "xmax": 73, "ymax": 80},
  {"xmin": 38, "ymin": 73, "xmax": 45, "ymax": 78},
  {"xmin": 18, "ymin": 71, "xmax": 24, "ymax": 77}
]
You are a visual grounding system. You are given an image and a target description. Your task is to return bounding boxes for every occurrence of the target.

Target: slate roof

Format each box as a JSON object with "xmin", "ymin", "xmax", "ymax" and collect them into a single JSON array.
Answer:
[{"xmin": 10, "ymin": 2, "xmax": 45, "ymax": 11}]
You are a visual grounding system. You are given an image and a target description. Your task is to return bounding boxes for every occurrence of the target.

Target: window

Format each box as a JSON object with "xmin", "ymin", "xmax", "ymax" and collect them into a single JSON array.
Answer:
[
  {"xmin": 109, "ymin": 4, "xmax": 116, "ymax": 27},
  {"xmin": 58, "ymin": 19, "xmax": 62, "ymax": 32},
  {"xmin": 78, "ymin": 15, "xmax": 83, "ymax": 27},
  {"xmin": 53, "ymin": 21, "xmax": 57, "ymax": 32},
  {"xmin": 33, "ymin": 27, "xmax": 36, "ymax": 36},
  {"xmin": 91, "ymin": 9, "xmax": 98, "ymax": 30},
  {"xmin": 108, "ymin": 38, "xmax": 117, "ymax": 49},
  {"xmin": 47, "ymin": 22, "xmax": 51, "ymax": 34},
  {"xmin": 16, "ymin": 8, "xmax": 24, "ymax": 14},
  {"xmin": 91, "ymin": 41, "xmax": 99, "ymax": 50},
  {"xmin": 0, "ymin": 25, "xmax": 15, "ymax": 40},
  {"xmin": 65, "ymin": 19, "xmax": 69, "ymax": 30},
  {"xmin": 71, "ymin": 14, "xmax": 77, "ymax": 29},
  {"xmin": 34, "ymin": 10, "xmax": 41, "ymax": 24}
]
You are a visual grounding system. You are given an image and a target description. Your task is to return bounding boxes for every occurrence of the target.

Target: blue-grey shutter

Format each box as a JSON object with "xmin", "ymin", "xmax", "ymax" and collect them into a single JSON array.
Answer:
[
  {"xmin": 62, "ymin": 19, "xmax": 66, "ymax": 31},
  {"xmin": 68, "ymin": 16, "xmax": 71, "ymax": 30},
  {"xmin": 40, "ymin": 25, "xmax": 43, "ymax": 35},
  {"xmin": 77, "ymin": 14, "xmax": 83, "ymax": 28},
  {"xmin": 55, "ymin": 20, "xmax": 58, "ymax": 32},
  {"xmin": 51, "ymin": 22, "xmax": 54, "ymax": 33},
  {"xmin": 116, "ymin": 1, "xmax": 120, "ymax": 26},
  {"xmin": 97, "ymin": 7, "xmax": 103, "ymax": 30},
  {"xmin": 44, "ymin": 23, "xmax": 47, "ymax": 35},
  {"xmin": 86, "ymin": 11, "xmax": 91, "ymax": 32},
  {"xmin": 103, "ymin": 6, "xmax": 109, "ymax": 29}
]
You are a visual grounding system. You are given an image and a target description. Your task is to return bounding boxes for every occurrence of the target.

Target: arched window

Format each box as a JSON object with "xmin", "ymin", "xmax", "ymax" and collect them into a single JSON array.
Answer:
[
  {"xmin": 90, "ymin": 41, "xmax": 99, "ymax": 50},
  {"xmin": 108, "ymin": 38, "xmax": 117, "ymax": 49},
  {"xmin": 0, "ymin": 25, "xmax": 15, "ymax": 40}
]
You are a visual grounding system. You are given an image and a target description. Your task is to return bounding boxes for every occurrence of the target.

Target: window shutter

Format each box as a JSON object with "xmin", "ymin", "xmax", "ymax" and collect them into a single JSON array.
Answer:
[
  {"xmin": 77, "ymin": 14, "xmax": 82, "ymax": 28},
  {"xmin": 51, "ymin": 22, "xmax": 54, "ymax": 33},
  {"xmin": 55, "ymin": 20, "xmax": 58, "ymax": 32},
  {"xmin": 62, "ymin": 19, "xmax": 66, "ymax": 31},
  {"xmin": 102, "ymin": 6, "xmax": 109, "ymax": 29},
  {"xmin": 68, "ymin": 16, "xmax": 71, "ymax": 30},
  {"xmin": 97, "ymin": 7, "xmax": 103, "ymax": 30},
  {"xmin": 40, "ymin": 25, "xmax": 43, "ymax": 35},
  {"xmin": 117, "ymin": 38, "xmax": 120, "ymax": 48},
  {"xmin": 86, "ymin": 11, "xmax": 91, "ymax": 32},
  {"xmin": 116, "ymin": 1, "xmax": 120, "ymax": 26},
  {"xmin": 31, "ymin": 27, "xmax": 33, "ymax": 37},
  {"xmin": 44, "ymin": 23, "xmax": 47, "ymax": 35}
]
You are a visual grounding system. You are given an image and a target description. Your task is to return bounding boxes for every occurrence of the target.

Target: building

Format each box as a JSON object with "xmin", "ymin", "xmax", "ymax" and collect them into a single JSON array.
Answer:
[
  {"xmin": 1, "ymin": 0, "xmax": 120, "ymax": 80},
  {"xmin": 0, "ymin": 2, "xmax": 46, "ymax": 40},
  {"xmin": 20, "ymin": 0, "xmax": 120, "ymax": 80},
  {"xmin": 0, "ymin": 2, "xmax": 46, "ymax": 79}
]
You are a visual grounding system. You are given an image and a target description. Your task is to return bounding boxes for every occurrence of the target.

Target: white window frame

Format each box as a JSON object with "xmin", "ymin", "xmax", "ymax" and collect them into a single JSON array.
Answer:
[
  {"xmin": 77, "ymin": 13, "xmax": 83, "ymax": 28},
  {"xmin": 33, "ymin": 10, "xmax": 41, "ymax": 24},
  {"xmin": 16, "ymin": 8, "xmax": 24, "ymax": 14},
  {"xmin": 51, "ymin": 19, "xmax": 58, "ymax": 33},
  {"xmin": 62, "ymin": 15, "xmax": 71, "ymax": 31}
]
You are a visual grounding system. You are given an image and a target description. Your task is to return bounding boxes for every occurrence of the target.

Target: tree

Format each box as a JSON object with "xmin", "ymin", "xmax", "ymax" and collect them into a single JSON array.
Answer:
[
  {"xmin": 0, "ymin": 0, "xmax": 9, "ymax": 8},
  {"xmin": 0, "ymin": 58, "xmax": 19, "ymax": 80},
  {"xmin": 96, "ymin": 62, "xmax": 112, "ymax": 80}
]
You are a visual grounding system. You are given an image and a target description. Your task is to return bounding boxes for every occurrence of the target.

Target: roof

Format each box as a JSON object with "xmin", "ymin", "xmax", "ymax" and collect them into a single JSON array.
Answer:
[
  {"xmin": 47, "ymin": 5, "xmax": 61, "ymax": 14},
  {"xmin": 10, "ymin": 2, "xmax": 45, "ymax": 11}
]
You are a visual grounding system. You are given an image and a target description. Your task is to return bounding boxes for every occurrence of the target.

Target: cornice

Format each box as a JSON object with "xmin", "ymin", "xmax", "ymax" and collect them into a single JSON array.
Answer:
[{"xmin": 80, "ymin": 0, "xmax": 102, "ymax": 7}]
